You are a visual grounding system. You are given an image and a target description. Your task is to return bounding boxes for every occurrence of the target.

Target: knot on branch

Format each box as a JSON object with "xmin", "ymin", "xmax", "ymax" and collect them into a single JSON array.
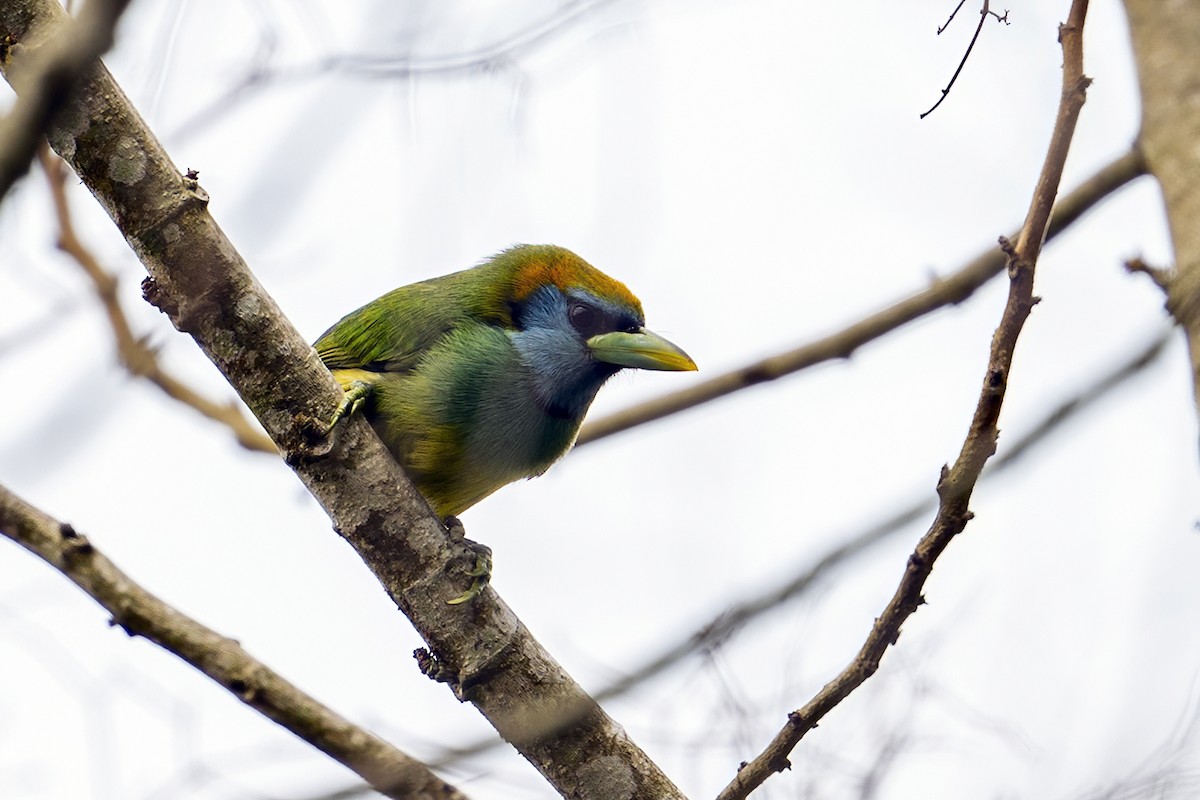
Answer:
[
  {"xmin": 60, "ymin": 530, "xmax": 95, "ymax": 564},
  {"xmin": 227, "ymin": 676, "xmax": 260, "ymax": 702},
  {"xmin": 284, "ymin": 411, "xmax": 338, "ymax": 465},
  {"xmin": 1125, "ymin": 257, "xmax": 1174, "ymax": 294},
  {"xmin": 998, "ymin": 236, "xmax": 1032, "ymax": 279},
  {"xmin": 184, "ymin": 175, "xmax": 209, "ymax": 206},
  {"xmin": 414, "ymin": 647, "xmax": 459, "ymax": 686},
  {"xmin": 142, "ymin": 276, "xmax": 177, "ymax": 318}
]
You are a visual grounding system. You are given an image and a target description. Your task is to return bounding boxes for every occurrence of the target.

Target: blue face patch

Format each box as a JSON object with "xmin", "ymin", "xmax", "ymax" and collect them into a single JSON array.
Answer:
[{"xmin": 509, "ymin": 286, "xmax": 628, "ymax": 420}]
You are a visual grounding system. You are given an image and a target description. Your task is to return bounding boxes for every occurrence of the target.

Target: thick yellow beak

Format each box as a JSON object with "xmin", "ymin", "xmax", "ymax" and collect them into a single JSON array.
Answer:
[{"xmin": 587, "ymin": 329, "xmax": 697, "ymax": 372}]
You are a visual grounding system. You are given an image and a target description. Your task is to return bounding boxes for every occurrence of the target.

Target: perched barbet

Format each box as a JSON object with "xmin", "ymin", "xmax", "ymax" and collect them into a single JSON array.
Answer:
[{"xmin": 315, "ymin": 245, "xmax": 696, "ymax": 599}]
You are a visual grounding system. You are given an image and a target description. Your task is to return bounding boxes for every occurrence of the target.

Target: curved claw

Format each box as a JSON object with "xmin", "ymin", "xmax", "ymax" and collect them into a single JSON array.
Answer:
[
  {"xmin": 447, "ymin": 540, "xmax": 492, "ymax": 605},
  {"xmin": 324, "ymin": 379, "xmax": 374, "ymax": 435}
]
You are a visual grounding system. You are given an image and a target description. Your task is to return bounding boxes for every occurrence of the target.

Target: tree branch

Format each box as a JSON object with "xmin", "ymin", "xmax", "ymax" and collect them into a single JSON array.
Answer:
[
  {"xmin": 38, "ymin": 147, "xmax": 277, "ymax": 454},
  {"xmin": 412, "ymin": 330, "xmax": 1170, "ymax": 778},
  {"xmin": 171, "ymin": 0, "xmax": 620, "ymax": 142},
  {"xmin": 578, "ymin": 147, "xmax": 1143, "ymax": 447},
  {"xmin": 0, "ymin": 0, "xmax": 132, "ymax": 202},
  {"xmin": 596, "ymin": 330, "xmax": 1171, "ymax": 704},
  {"xmin": 717, "ymin": 1, "xmax": 1091, "ymax": 796},
  {"xmin": 0, "ymin": 482, "xmax": 468, "ymax": 800},
  {"xmin": 1122, "ymin": 0, "xmax": 1200, "ymax": 456},
  {"xmin": 922, "ymin": 1, "xmax": 1004, "ymax": 119},
  {"xmin": 0, "ymin": 2, "xmax": 684, "ymax": 797}
]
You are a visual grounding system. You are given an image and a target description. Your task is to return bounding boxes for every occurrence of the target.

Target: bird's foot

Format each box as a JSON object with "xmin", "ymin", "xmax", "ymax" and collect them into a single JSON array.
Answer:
[
  {"xmin": 445, "ymin": 516, "xmax": 492, "ymax": 605},
  {"xmin": 446, "ymin": 547, "xmax": 491, "ymax": 605},
  {"xmin": 323, "ymin": 380, "xmax": 373, "ymax": 435}
]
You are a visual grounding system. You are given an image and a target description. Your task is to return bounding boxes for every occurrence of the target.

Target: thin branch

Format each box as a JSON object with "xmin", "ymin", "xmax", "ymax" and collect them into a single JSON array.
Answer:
[
  {"xmin": 577, "ymin": 148, "xmax": 1144, "ymax": 447},
  {"xmin": 0, "ymin": 0, "xmax": 132, "ymax": 202},
  {"xmin": 38, "ymin": 147, "xmax": 277, "ymax": 454},
  {"xmin": 408, "ymin": 328, "xmax": 1171, "ymax": 778},
  {"xmin": 0, "ymin": 482, "xmax": 469, "ymax": 800},
  {"xmin": 1125, "ymin": 256, "xmax": 1173, "ymax": 293},
  {"xmin": 718, "ymin": 2, "xmax": 1091, "ymax": 796},
  {"xmin": 591, "ymin": 333, "xmax": 1172, "ymax": 706},
  {"xmin": 938, "ymin": 0, "xmax": 970, "ymax": 34},
  {"xmin": 922, "ymin": 1, "xmax": 1008, "ymax": 119},
  {"xmin": 0, "ymin": 3, "xmax": 684, "ymax": 797},
  {"xmin": 1067, "ymin": 683, "xmax": 1200, "ymax": 800},
  {"xmin": 172, "ymin": 0, "xmax": 620, "ymax": 141}
]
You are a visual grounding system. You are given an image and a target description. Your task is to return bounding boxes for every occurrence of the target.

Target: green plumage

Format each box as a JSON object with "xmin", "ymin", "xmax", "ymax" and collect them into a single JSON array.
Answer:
[{"xmin": 315, "ymin": 245, "xmax": 695, "ymax": 517}]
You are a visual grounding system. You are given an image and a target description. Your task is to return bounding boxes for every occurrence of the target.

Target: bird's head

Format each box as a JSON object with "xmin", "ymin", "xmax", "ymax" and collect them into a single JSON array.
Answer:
[{"xmin": 480, "ymin": 245, "xmax": 696, "ymax": 421}]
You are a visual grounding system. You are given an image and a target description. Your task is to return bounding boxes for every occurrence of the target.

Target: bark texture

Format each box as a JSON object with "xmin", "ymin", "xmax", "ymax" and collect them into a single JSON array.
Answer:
[
  {"xmin": 1123, "ymin": 0, "xmax": 1200, "ymax": 443},
  {"xmin": 0, "ymin": 3, "xmax": 684, "ymax": 797}
]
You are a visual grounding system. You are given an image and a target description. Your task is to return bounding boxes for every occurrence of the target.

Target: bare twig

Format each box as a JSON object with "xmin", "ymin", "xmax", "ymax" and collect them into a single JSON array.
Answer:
[
  {"xmin": 294, "ymin": 323, "xmax": 1159, "ymax": 800},
  {"xmin": 718, "ymin": 2, "xmax": 1091, "ymax": 797},
  {"xmin": 588, "ymin": 332, "xmax": 1172, "ymax": 705},
  {"xmin": 922, "ymin": 1, "xmax": 1007, "ymax": 118},
  {"xmin": 577, "ymin": 148, "xmax": 1144, "ymax": 447},
  {"xmin": 405, "ymin": 329, "xmax": 1170, "ymax": 779},
  {"xmin": 0, "ymin": 0, "xmax": 132, "ymax": 202},
  {"xmin": 0, "ymin": 4, "xmax": 685, "ymax": 797},
  {"xmin": 1125, "ymin": 256, "xmax": 1173, "ymax": 293},
  {"xmin": 172, "ymin": 0, "xmax": 620, "ymax": 141},
  {"xmin": 37, "ymin": 148, "xmax": 277, "ymax": 454},
  {"xmin": 938, "ymin": 0, "xmax": 970, "ymax": 34},
  {"xmin": 0, "ymin": 482, "xmax": 468, "ymax": 800},
  {"xmin": 1067, "ymin": 684, "xmax": 1200, "ymax": 800}
]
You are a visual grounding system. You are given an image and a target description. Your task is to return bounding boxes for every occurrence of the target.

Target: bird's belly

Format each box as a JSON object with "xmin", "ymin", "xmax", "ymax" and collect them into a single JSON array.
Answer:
[
  {"xmin": 454, "ymin": 410, "xmax": 580, "ymax": 501},
  {"xmin": 372, "ymin": 393, "xmax": 580, "ymax": 517}
]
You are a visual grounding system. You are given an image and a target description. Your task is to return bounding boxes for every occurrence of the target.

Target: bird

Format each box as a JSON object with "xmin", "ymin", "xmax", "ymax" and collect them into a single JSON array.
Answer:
[{"xmin": 315, "ymin": 243, "xmax": 696, "ymax": 521}]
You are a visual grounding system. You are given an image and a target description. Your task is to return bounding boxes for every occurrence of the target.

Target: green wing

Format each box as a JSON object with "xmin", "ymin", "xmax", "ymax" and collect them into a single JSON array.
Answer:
[
  {"xmin": 315, "ymin": 280, "xmax": 464, "ymax": 374},
  {"xmin": 314, "ymin": 257, "xmax": 515, "ymax": 376}
]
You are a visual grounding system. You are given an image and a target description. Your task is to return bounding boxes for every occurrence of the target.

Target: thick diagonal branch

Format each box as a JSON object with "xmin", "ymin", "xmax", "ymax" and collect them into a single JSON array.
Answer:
[
  {"xmin": 38, "ymin": 148, "xmax": 277, "ymax": 454},
  {"xmin": 0, "ymin": 3, "xmax": 684, "ymax": 797}
]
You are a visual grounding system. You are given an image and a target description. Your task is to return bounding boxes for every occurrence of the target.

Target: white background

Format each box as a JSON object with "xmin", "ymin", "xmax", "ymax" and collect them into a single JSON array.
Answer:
[{"xmin": 2, "ymin": 1, "xmax": 1198, "ymax": 798}]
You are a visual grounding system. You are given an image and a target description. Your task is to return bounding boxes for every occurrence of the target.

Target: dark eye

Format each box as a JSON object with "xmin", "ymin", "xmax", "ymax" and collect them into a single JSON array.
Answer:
[{"xmin": 568, "ymin": 302, "xmax": 603, "ymax": 337}]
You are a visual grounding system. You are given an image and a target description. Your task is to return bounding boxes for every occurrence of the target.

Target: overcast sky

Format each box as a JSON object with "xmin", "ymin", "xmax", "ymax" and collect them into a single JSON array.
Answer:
[{"xmin": 2, "ymin": 2, "xmax": 1198, "ymax": 799}]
